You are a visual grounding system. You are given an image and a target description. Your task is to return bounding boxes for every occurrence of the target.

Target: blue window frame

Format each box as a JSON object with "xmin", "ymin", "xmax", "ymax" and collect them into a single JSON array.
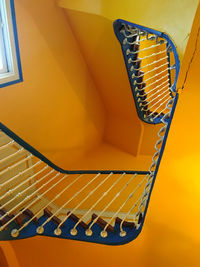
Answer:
[{"xmin": 0, "ymin": 0, "xmax": 22, "ymax": 88}]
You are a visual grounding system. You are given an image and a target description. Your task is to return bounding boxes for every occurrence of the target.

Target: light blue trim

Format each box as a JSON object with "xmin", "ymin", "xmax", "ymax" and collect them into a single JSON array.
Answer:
[{"xmin": 0, "ymin": 0, "xmax": 23, "ymax": 88}]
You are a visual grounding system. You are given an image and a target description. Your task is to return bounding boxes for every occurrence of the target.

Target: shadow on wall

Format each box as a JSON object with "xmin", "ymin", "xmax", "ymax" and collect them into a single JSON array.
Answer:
[
  {"xmin": 0, "ymin": 247, "xmax": 9, "ymax": 267},
  {"xmin": 0, "ymin": 0, "xmax": 159, "ymax": 171}
]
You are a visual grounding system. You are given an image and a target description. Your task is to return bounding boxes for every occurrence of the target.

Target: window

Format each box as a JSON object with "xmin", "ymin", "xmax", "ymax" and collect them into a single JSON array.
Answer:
[{"xmin": 0, "ymin": 0, "xmax": 22, "ymax": 87}]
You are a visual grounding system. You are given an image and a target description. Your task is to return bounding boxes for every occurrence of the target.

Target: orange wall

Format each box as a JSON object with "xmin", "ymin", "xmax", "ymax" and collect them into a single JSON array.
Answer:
[
  {"xmin": 65, "ymin": 9, "xmax": 160, "ymax": 157},
  {"xmin": 0, "ymin": 243, "xmax": 20, "ymax": 267},
  {"xmin": 0, "ymin": 0, "xmax": 105, "ymax": 168},
  {"xmin": 0, "ymin": 0, "xmax": 159, "ymax": 171},
  {"xmin": 1, "ymin": 1, "xmax": 200, "ymax": 266},
  {"xmin": 6, "ymin": 31, "xmax": 200, "ymax": 266}
]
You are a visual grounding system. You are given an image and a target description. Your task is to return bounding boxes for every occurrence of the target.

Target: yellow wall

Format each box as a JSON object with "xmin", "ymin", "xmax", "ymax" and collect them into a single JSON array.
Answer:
[{"xmin": 58, "ymin": 0, "xmax": 199, "ymax": 62}]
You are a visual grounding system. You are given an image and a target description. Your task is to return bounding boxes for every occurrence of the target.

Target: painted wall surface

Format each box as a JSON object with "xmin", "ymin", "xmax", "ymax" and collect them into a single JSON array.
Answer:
[
  {"xmin": 0, "ymin": 0, "xmax": 200, "ymax": 266},
  {"xmin": 4, "ymin": 35, "xmax": 200, "ymax": 266},
  {"xmin": 0, "ymin": 0, "xmax": 162, "ymax": 173},
  {"xmin": 0, "ymin": 0, "xmax": 105, "ymax": 168},
  {"xmin": 64, "ymin": 9, "xmax": 161, "ymax": 158},
  {"xmin": 0, "ymin": 0, "xmax": 160, "ymax": 172},
  {"xmin": 58, "ymin": 0, "xmax": 199, "ymax": 62},
  {"xmin": 0, "ymin": 243, "xmax": 20, "ymax": 267}
]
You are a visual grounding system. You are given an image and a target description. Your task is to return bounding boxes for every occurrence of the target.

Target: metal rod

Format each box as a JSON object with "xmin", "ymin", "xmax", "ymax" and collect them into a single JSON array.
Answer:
[
  {"xmin": 141, "ymin": 87, "xmax": 170, "ymax": 107},
  {"xmin": 34, "ymin": 174, "xmax": 84, "ymax": 233},
  {"xmin": 140, "ymin": 84, "xmax": 169, "ymax": 104},
  {"xmin": 0, "ymin": 148, "xmax": 25, "ymax": 164},
  {"xmin": 147, "ymin": 96, "xmax": 171, "ymax": 117},
  {"xmin": 0, "ymin": 171, "xmax": 59, "ymax": 223},
  {"xmin": 71, "ymin": 173, "xmax": 126, "ymax": 232},
  {"xmin": 137, "ymin": 68, "xmax": 169, "ymax": 85},
  {"xmin": 87, "ymin": 173, "xmax": 139, "ymax": 233},
  {"xmin": 141, "ymin": 79, "xmax": 169, "ymax": 97},
  {"xmin": 121, "ymin": 24, "xmax": 140, "ymax": 36},
  {"xmin": 0, "ymin": 140, "xmax": 15, "ymax": 151},
  {"xmin": 125, "ymin": 37, "xmax": 147, "ymax": 45},
  {"xmin": 120, "ymin": 194, "xmax": 144, "ymax": 233},
  {"xmin": 128, "ymin": 49, "xmax": 166, "ymax": 60},
  {"xmin": 120, "ymin": 30, "xmax": 138, "ymax": 38},
  {"xmin": 54, "ymin": 173, "xmax": 113, "ymax": 233},
  {"xmin": 41, "ymin": 173, "xmax": 101, "ymax": 231},
  {"xmin": 0, "ymin": 160, "xmax": 42, "ymax": 191},
  {"xmin": 0, "ymin": 169, "xmax": 55, "ymax": 210},
  {"xmin": 27, "ymin": 174, "xmax": 84, "ymax": 235},
  {"xmin": 137, "ymin": 74, "xmax": 169, "ymax": 91},
  {"xmin": 0, "ymin": 165, "xmax": 49, "ymax": 204},
  {"xmin": 136, "ymin": 62, "xmax": 169, "ymax": 78},
  {"xmin": 152, "ymin": 106, "xmax": 169, "ymax": 120},
  {"xmin": 134, "ymin": 56, "xmax": 168, "ymax": 71},
  {"xmin": 144, "ymin": 93, "xmax": 170, "ymax": 111},
  {"xmin": 138, "ymin": 80, "xmax": 169, "ymax": 98},
  {"xmin": 102, "ymin": 175, "xmax": 149, "ymax": 235},
  {"xmin": 128, "ymin": 42, "xmax": 167, "ymax": 55},
  {"xmin": 0, "ymin": 155, "xmax": 33, "ymax": 177},
  {"xmin": 0, "ymin": 172, "xmax": 64, "ymax": 232}
]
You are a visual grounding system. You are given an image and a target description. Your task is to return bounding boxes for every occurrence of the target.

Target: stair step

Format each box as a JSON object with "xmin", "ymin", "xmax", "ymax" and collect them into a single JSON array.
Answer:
[
  {"xmin": 67, "ymin": 212, "xmax": 88, "ymax": 230},
  {"xmin": 44, "ymin": 208, "xmax": 61, "ymax": 226},
  {"xmin": 92, "ymin": 213, "xmax": 114, "ymax": 233},
  {"xmin": 115, "ymin": 217, "xmax": 136, "ymax": 229},
  {"xmin": 22, "ymin": 209, "xmax": 38, "ymax": 223}
]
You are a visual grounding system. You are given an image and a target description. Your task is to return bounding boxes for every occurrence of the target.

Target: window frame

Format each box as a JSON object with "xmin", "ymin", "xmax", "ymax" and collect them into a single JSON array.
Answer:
[{"xmin": 0, "ymin": 0, "xmax": 22, "ymax": 88}]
